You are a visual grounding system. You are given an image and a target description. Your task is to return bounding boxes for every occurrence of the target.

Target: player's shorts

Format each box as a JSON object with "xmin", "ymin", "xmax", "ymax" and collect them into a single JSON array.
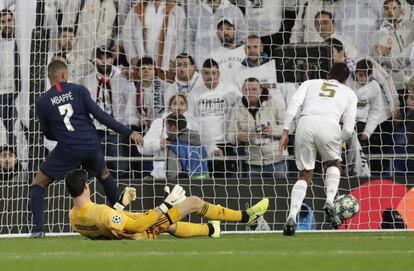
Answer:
[
  {"xmin": 294, "ymin": 115, "xmax": 342, "ymax": 170},
  {"xmin": 40, "ymin": 144, "xmax": 105, "ymax": 181}
]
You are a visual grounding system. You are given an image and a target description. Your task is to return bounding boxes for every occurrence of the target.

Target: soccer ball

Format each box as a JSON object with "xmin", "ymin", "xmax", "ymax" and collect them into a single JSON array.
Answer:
[{"xmin": 334, "ymin": 194, "xmax": 360, "ymax": 219}]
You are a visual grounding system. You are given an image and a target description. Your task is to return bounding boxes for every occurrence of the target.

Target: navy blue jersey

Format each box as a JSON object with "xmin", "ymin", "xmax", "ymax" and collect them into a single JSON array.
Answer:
[{"xmin": 36, "ymin": 82, "xmax": 132, "ymax": 151}]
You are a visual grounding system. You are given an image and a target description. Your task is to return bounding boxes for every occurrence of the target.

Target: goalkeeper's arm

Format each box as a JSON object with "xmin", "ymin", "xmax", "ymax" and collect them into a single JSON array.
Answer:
[{"xmin": 122, "ymin": 185, "xmax": 186, "ymax": 233}]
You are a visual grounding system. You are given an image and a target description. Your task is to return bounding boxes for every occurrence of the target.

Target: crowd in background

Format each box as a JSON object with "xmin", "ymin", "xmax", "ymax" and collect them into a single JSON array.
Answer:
[{"xmin": 0, "ymin": 0, "xmax": 413, "ymax": 181}]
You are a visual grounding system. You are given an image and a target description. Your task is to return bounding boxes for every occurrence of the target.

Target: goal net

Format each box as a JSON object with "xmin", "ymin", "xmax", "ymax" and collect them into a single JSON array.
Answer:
[{"xmin": 0, "ymin": 0, "xmax": 413, "ymax": 235}]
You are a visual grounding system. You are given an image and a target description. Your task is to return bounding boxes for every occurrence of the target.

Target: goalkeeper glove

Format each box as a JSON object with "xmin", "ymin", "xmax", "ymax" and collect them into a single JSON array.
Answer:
[
  {"xmin": 113, "ymin": 187, "xmax": 137, "ymax": 210},
  {"xmin": 159, "ymin": 184, "xmax": 186, "ymax": 214}
]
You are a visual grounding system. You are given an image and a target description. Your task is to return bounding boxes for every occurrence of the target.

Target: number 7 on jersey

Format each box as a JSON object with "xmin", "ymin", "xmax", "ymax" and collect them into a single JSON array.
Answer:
[{"xmin": 58, "ymin": 103, "xmax": 75, "ymax": 131}]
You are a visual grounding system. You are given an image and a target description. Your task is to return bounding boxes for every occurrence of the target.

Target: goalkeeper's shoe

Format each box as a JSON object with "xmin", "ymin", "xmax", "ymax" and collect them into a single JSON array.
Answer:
[
  {"xmin": 29, "ymin": 231, "xmax": 45, "ymax": 238},
  {"xmin": 323, "ymin": 202, "xmax": 341, "ymax": 229},
  {"xmin": 283, "ymin": 217, "xmax": 296, "ymax": 236},
  {"xmin": 209, "ymin": 221, "xmax": 221, "ymax": 239},
  {"xmin": 246, "ymin": 198, "xmax": 269, "ymax": 227}
]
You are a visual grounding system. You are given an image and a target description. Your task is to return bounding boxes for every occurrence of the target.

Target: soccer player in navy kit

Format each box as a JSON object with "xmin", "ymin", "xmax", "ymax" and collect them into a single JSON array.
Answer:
[{"xmin": 29, "ymin": 60, "xmax": 144, "ymax": 238}]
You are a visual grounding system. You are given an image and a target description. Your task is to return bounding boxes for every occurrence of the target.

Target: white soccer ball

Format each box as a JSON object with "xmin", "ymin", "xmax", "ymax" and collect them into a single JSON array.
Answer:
[{"xmin": 334, "ymin": 194, "xmax": 360, "ymax": 219}]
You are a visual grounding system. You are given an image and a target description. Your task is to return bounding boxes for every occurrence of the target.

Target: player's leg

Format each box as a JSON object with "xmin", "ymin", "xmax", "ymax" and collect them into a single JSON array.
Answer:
[
  {"xmin": 85, "ymin": 149, "xmax": 119, "ymax": 206},
  {"xmin": 322, "ymin": 160, "xmax": 342, "ymax": 229},
  {"xmin": 173, "ymin": 196, "xmax": 269, "ymax": 226},
  {"xmin": 283, "ymin": 169, "xmax": 313, "ymax": 236},
  {"xmin": 97, "ymin": 167, "xmax": 119, "ymax": 206},
  {"xmin": 166, "ymin": 221, "xmax": 221, "ymax": 238},
  {"xmin": 29, "ymin": 170, "xmax": 53, "ymax": 237},
  {"xmin": 316, "ymin": 124, "xmax": 343, "ymax": 229},
  {"xmin": 284, "ymin": 118, "xmax": 316, "ymax": 236}
]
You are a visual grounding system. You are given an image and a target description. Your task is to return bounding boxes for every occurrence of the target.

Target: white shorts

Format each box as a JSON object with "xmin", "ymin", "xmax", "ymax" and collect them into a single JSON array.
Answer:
[{"xmin": 294, "ymin": 116, "xmax": 342, "ymax": 170}]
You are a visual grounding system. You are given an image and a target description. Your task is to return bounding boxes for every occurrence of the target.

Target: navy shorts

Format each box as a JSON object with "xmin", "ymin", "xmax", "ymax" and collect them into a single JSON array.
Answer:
[{"xmin": 40, "ymin": 145, "xmax": 106, "ymax": 181}]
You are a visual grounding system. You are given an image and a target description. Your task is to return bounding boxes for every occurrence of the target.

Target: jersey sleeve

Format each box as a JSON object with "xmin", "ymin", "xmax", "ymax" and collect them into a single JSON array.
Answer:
[
  {"xmin": 341, "ymin": 92, "xmax": 358, "ymax": 140},
  {"xmin": 80, "ymin": 85, "xmax": 133, "ymax": 137},
  {"xmin": 283, "ymin": 80, "xmax": 308, "ymax": 131},
  {"xmin": 98, "ymin": 206, "xmax": 129, "ymax": 232}
]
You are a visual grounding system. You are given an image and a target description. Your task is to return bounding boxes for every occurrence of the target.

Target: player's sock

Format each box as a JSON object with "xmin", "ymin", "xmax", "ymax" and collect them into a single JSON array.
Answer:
[
  {"xmin": 287, "ymin": 180, "xmax": 308, "ymax": 222},
  {"xmin": 172, "ymin": 222, "xmax": 210, "ymax": 237},
  {"xmin": 197, "ymin": 202, "xmax": 248, "ymax": 222},
  {"xmin": 30, "ymin": 184, "xmax": 45, "ymax": 232},
  {"xmin": 98, "ymin": 175, "xmax": 118, "ymax": 206},
  {"xmin": 325, "ymin": 166, "xmax": 341, "ymax": 205}
]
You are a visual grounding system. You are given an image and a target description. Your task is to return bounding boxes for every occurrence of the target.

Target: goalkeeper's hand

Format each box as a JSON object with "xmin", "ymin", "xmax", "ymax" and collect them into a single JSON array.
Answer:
[
  {"xmin": 159, "ymin": 184, "xmax": 186, "ymax": 214},
  {"xmin": 113, "ymin": 187, "xmax": 137, "ymax": 210}
]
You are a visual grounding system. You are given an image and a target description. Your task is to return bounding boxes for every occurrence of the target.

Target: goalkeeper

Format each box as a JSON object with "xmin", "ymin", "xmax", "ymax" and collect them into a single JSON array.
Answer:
[{"xmin": 65, "ymin": 169, "xmax": 269, "ymax": 240}]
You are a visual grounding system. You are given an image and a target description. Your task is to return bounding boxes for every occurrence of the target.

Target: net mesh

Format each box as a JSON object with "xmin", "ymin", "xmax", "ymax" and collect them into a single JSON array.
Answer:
[{"xmin": 0, "ymin": 0, "xmax": 413, "ymax": 234}]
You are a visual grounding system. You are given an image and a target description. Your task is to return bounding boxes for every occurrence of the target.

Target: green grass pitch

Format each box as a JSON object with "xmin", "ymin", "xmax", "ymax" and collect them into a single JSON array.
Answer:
[{"xmin": 1, "ymin": 232, "xmax": 413, "ymax": 271}]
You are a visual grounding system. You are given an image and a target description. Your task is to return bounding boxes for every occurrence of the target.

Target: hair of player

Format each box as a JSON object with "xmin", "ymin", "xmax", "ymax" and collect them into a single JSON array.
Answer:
[
  {"xmin": 0, "ymin": 9, "xmax": 13, "ymax": 18},
  {"xmin": 327, "ymin": 62, "xmax": 350, "ymax": 83},
  {"xmin": 166, "ymin": 112, "xmax": 187, "ymax": 132},
  {"xmin": 324, "ymin": 38, "xmax": 344, "ymax": 52},
  {"xmin": 314, "ymin": 10, "xmax": 334, "ymax": 21},
  {"xmin": 176, "ymin": 53, "xmax": 195, "ymax": 66},
  {"xmin": 202, "ymin": 58, "xmax": 219, "ymax": 69},
  {"xmin": 65, "ymin": 169, "xmax": 88, "ymax": 198},
  {"xmin": 356, "ymin": 59, "xmax": 373, "ymax": 75},
  {"xmin": 383, "ymin": 0, "xmax": 401, "ymax": 6},
  {"xmin": 58, "ymin": 27, "xmax": 75, "ymax": 36},
  {"xmin": 168, "ymin": 93, "xmax": 188, "ymax": 107},
  {"xmin": 47, "ymin": 60, "xmax": 68, "ymax": 81},
  {"xmin": 138, "ymin": 56, "xmax": 156, "ymax": 68}
]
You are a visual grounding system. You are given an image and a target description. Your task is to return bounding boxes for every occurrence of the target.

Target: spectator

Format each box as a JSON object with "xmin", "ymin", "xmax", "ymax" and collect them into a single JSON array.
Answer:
[
  {"xmin": 0, "ymin": 9, "xmax": 18, "ymax": 146},
  {"xmin": 188, "ymin": 0, "xmax": 247, "ymax": 69},
  {"xmin": 234, "ymin": 35, "xmax": 292, "ymax": 109},
  {"xmin": 371, "ymin": 0, "xmax": 413, "ymax": 115},
  {"xmin": 290, "ymin": 0, "xmax": 337, "ymax": 44},
  {"xmin": 121, "ymin": 0, "xmax": 186, "ymax": 79},
  {"xmin": 0, "ymin": 145, "xmax": 27, "ymax": 182},
  {"xmin": 138, "ymin": 94, "xmax": 200, "ymax": 179},
  {"xmin": 209, "ymin": 18, "xmax": 246, "ymax": 84},
  {"xmin": 165, "ymin": 112, "xmax": 209, "ymax": 180},
  {"xmin": 47, "ymin": 27, "xmax": 94, "ymax": 84},
  {"xmin": 227, "ymin": 77, "xmax": 286, "ymax": 178},
  {"xmin": 164, "ymin": 53, "xmax": 201, "ymax": 107},
  {"xmin": 191, "ymin": 58, "xmax": 241, "ymax": 178},
  {"xmin": 62, "ymin": 0, "xmax": 117, "ymax": 60},
  {"xmin": 335, "ymin": 0, "xmax": 383, "ymax": 55},
  {"xmin": 82, "ymin": 47, "xmax": 124, "ymax": 176},
  {"xmin": 314, "ymin": 10, "xmax": 359, "ymax": 58},
  {"xmin": 134, "ymin": 57, "xmax": 167, "ymax": 130},
  {"xmin": 244, "ymin": 0, "xmax": 285, "ymax": 55},
  {"xmin": 351, "ymin": 59, "xmax": 387, "ymax": 151}
]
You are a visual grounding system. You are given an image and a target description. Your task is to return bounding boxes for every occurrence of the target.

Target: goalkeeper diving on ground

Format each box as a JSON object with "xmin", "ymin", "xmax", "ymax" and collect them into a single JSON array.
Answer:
[{"xmin": 65, "ymin": 169, "xmax": 269, "ymax": 240}]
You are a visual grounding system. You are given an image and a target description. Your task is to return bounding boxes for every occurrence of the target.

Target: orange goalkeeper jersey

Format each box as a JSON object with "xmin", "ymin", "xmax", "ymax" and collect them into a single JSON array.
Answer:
[{"xmin": 69, "ymin": 201, "xmax": 170, "ymax": 240}]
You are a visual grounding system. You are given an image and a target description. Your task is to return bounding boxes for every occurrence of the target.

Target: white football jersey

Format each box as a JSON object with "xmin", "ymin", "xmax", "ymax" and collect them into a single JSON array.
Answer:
[{"xmin": 284, "ymin": 79, "xmax": 358, "ymax": 140}]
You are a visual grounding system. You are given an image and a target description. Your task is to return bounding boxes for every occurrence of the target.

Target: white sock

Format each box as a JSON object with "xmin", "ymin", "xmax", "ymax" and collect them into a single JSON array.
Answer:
[
  {"xmin": 288, "ymin": 180, "xmax": 308, "ymax": 222},
  {"xmin": 325, "ymin": 166, "xmax": 341, "ymax": 205}
]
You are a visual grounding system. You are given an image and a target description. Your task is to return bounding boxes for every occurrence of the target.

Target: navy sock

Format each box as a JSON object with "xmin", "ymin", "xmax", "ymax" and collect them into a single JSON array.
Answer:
[
  {"xmin": 99, "ymin": 175, "xmax": 119, "ymax": 206},
  {"xmin": 30, "ymin": 184, "xmax": 45, "ymax": 232}
]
